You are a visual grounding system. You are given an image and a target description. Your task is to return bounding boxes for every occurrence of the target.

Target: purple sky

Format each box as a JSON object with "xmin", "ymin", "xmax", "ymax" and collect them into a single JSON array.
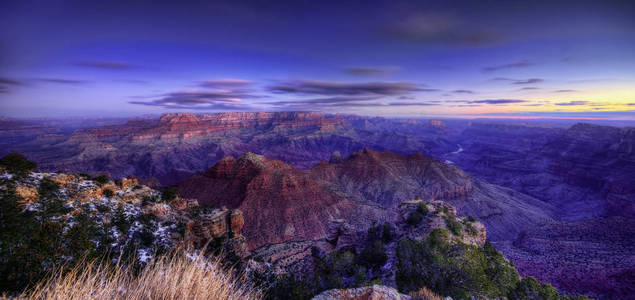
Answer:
[{"xmin": 1, "ymin": 0, "xmax": 634, "ymax": 119}]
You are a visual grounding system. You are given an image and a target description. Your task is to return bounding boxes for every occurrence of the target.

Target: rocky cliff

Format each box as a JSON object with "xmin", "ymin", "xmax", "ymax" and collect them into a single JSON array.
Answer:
[
  {"xmin": 178, "ymin": 152, "xmax": 388, "ymax": 250},
  {"xmin": 2, "ymin": 113, "xmax": 456, "ymax": 185}
]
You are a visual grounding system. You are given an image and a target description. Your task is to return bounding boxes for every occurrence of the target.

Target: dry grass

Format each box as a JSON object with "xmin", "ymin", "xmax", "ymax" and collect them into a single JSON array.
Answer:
[
  {"xmin": 16, "ymin": 253, "xmax": 261, "ymax": 300},
  {"xmin": 409, "ymin": 286, "xmax": 443, "ymax": 300}
]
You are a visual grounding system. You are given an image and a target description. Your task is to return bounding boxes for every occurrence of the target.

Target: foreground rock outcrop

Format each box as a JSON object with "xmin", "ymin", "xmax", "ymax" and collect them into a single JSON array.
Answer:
[
  {"xmin": 312, "ymin": 285, "xmax": 411, "ymax": 300},
  {"xmin": 0, "ymin": 168, "xmax": 248, "ymax": 293}
]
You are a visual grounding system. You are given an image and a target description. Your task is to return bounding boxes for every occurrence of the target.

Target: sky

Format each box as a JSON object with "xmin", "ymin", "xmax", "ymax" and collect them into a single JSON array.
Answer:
[{"xmin": 1, "ymin": 0, "xmax": 634, "ymax": 119}]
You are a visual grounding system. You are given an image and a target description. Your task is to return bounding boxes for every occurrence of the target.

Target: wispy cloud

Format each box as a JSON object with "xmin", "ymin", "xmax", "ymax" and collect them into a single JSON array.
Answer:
[
  {"xmin": 387, "ymin": 101, "xmax": 438, "ymax": 106},
  {"xmin": 130, "ymin": 78, "xmax": 260, "ymax": 110},
  {"xmin": 483, "ymin": 60, "xmax": 533, "ymax": 72},
  {"xmin": 74, "ymin": 61, "xmax": 141, "ymax": 70},
  {"xmin": 513, "ymin": 78, "xmax": 543, "ymax": 85},
  {"xmin": 344, "ymin": 66, "xmax": 401, "ymax": 76},
  {"xmin": 554, "ymin": 89, "xmax": 577, "ymax": 93},
  {"xmin": 266, "ymin": 95, "xmax": 381, "ymax": 106},
  {"xmin": 519, "ymin": 87, "xmax": 540, "ymax": 90},
  {"xmin": 268, "ymin": 79, "xmax": 426, "ymax": 96},
  {"xmin": 129, "ymin": 90, "xmax": 256, "ymax": 110},
  {"xmin": 383, "ymin": 12, "xmax": 501, "ymax": 46},
  {"xmin": 452, "ymin": 89, "xmax": 474, "ymax": 94},
  {"xmin": 470, "ymin": 99, "xmax": 528, "ymax": 104},
  {"xmin": 0, "ymin": 76, "xmax": 25, "ymax": 93},
  {"xmin": 494, "ymin": 77, "xmax": 543, "ymax": 85},
  {"xmin": 199, "ymin": 79, "xmax": 251, "ymax": 89},
  {"xmin": 35, "ymin": 78, "xmax": 90, "ymax": 85},
  {"xmin": 555, "ymin": 100, "xmax": 588, "ymax": 106}
]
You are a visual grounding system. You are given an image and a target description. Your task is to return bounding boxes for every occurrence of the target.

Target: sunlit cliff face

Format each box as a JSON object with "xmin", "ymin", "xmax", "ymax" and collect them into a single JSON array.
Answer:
[{"xmin": 1, "ymin": 0, "xmax": 634, "ymax": 119}]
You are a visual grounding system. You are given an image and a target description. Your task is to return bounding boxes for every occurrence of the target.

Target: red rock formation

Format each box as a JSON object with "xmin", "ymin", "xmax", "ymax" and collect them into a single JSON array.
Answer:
[
  {"xmin": 185, "ymin": 207, "xmax": 248, "ymax": 257},
  {"xmin": 178, "ymin": 152, "xmax": 363, "ymax": 250},
  {"xmin": 310, "ymin": 148, "xmax": 473, "ymax": 208},
  {"xmin": 179, "ymin": 149, "xmax": 481, "ymax": 251}
]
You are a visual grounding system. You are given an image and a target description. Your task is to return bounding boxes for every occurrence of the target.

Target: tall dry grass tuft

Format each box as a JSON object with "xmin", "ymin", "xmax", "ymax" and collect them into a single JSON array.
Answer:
[
  {"xmin": 409, "ymin": 286, "xmax": 443, "ymax": 300},
  {"xmin": 18, "ymin": 253, "xmax": 261, "ymax": 300}
]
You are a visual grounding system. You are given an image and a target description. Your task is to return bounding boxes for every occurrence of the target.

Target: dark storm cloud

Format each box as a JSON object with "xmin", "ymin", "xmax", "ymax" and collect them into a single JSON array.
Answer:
[
  {"xmin": 555, "ymin": 100, "xmax": 588, "ymax": 106},
  {"xmin": 35, "ymin": 78, "xmax": 90, "ymax": 85},
  {"xmin": 482, "ymin": 60, "xmax": 533, "ymax": 72},
  {"xmin": 268, "ymin": 80, "xmax": 426, "ymax": 96},
  {"xmin": 344, "ymin": 66, "xmax": 400, "ymax": 76},
  {"xmin": 74, "ymin": 61, "xmax": 141, "ymax": 70},
  {"xmin": 452, "ymin": 89, "xmax": 474, "ymax": 94},
  {"xmin": 470, "ymin": 99, "xmax": 528, "ymax": 104},
  {"xmin": 383, "ymin": 12, "xmax": 501, "ymax": 46}
]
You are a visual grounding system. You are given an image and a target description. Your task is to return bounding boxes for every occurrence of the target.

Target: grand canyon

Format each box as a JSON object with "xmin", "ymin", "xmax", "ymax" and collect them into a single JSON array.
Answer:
[
  {"xmin": 1, "ymin": 112, "xmax": 633, "ymax": 299},
  {"xmin": 2, "ymin": 1, "xmax": 634, "ymax": 299}
]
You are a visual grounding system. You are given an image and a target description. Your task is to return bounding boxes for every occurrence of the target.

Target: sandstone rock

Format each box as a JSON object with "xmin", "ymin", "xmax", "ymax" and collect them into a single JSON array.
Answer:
[
  {"xmin": 142, "ymin": 203, "xmax": 171, "ymax": 217},
  {"xmin": 185, "ymin": 208, "xmax": 247, "ymax": 257},
  {"xmin": 16, "ymin": 185, "xmax": 38, "ymax": 205},
  {"xmin": 169, "ymin": 197, "xmax": 199, "ymax": 210},
  {"xmin": 329, "ymin": 151, "xmax": 343, "ymax": 163},
  {"xmin": 312, "ymin": 285, "xmax": 411, "ymax": 300},
  {"xmin": 326, "ymin": 219, "xmax": 358, "ymax": 251},
  {"xmin": 120, "ymin": 177, "xmax": 138, "ymax": 190},
  {"xmin": 50, "ymin": 173, "xmax": 76, "ymax": 188}
]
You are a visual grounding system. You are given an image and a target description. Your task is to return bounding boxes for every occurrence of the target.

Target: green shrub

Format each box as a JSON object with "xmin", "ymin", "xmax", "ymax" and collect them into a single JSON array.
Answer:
[
  {"xmin": 483, "ymin": 242, "xmax": 519, "ymax": 296},
  {"xmin": 266, "ymin": 274, "xmax": 313, "ymax": 300},
  {"xmin": 444, "ymin": 215, "xmax": 463, "ymax": 236},
  {"xmin": 406, "ymin": 211, "xmax": 424, "ymax": 226},
  {"xmin": 396, "ymin": 230, "xmax": 519, "ymax": 299},
  {"xmin": 367, "ymin": 222, "xmax": 396, "ymax": 243},
  {"xmin": 103, "ymin": 189, "xmax": 114, "ymax": 198},
  {"xmin": 93, "ymin": 175, "xmax": 110, "ymax": 185},
  {"xmin": 161, "ymin": 187, "xmax": 178, "ymax": 201},
  {"xmin": 38, "ymin": 178, "xmax": 70, "ymax": 217},
  {"xmin": 416, "ymin": 202, "xmax": 429, "ymax": 215},
  {"xmin": 465, "ymin": 222, "xmax": 478, "ymax": 236},
  {"xmin": 315, "ymin": 251, "xmax": 368, "ymax": 291},
  {"xmin": 0, "ymin": 152, "xmax": 37, "ymax": 176},
  {"xmin": 508, "ymin": 277, "xmax": 559, "ymax": 300},
  {"xmin": 96, "ymin": 204, "xmax": 111, "ymax": 213},
  {"xmin": 357, "ymin": 240, "xmax": 388, "ymax": 270},
  {"xmin": 112, "ymin": 204, "xmax": 130, "ymax": 234},
  {"xmin": 467, "ymin": 215, "xmax": 477, "ymax": 222}
]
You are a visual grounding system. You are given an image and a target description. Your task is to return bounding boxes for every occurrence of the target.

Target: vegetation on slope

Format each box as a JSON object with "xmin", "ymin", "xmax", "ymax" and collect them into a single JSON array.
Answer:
[{"xmin": 0, "ymin": 154, "xmax": 593, "ymax": 299}]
